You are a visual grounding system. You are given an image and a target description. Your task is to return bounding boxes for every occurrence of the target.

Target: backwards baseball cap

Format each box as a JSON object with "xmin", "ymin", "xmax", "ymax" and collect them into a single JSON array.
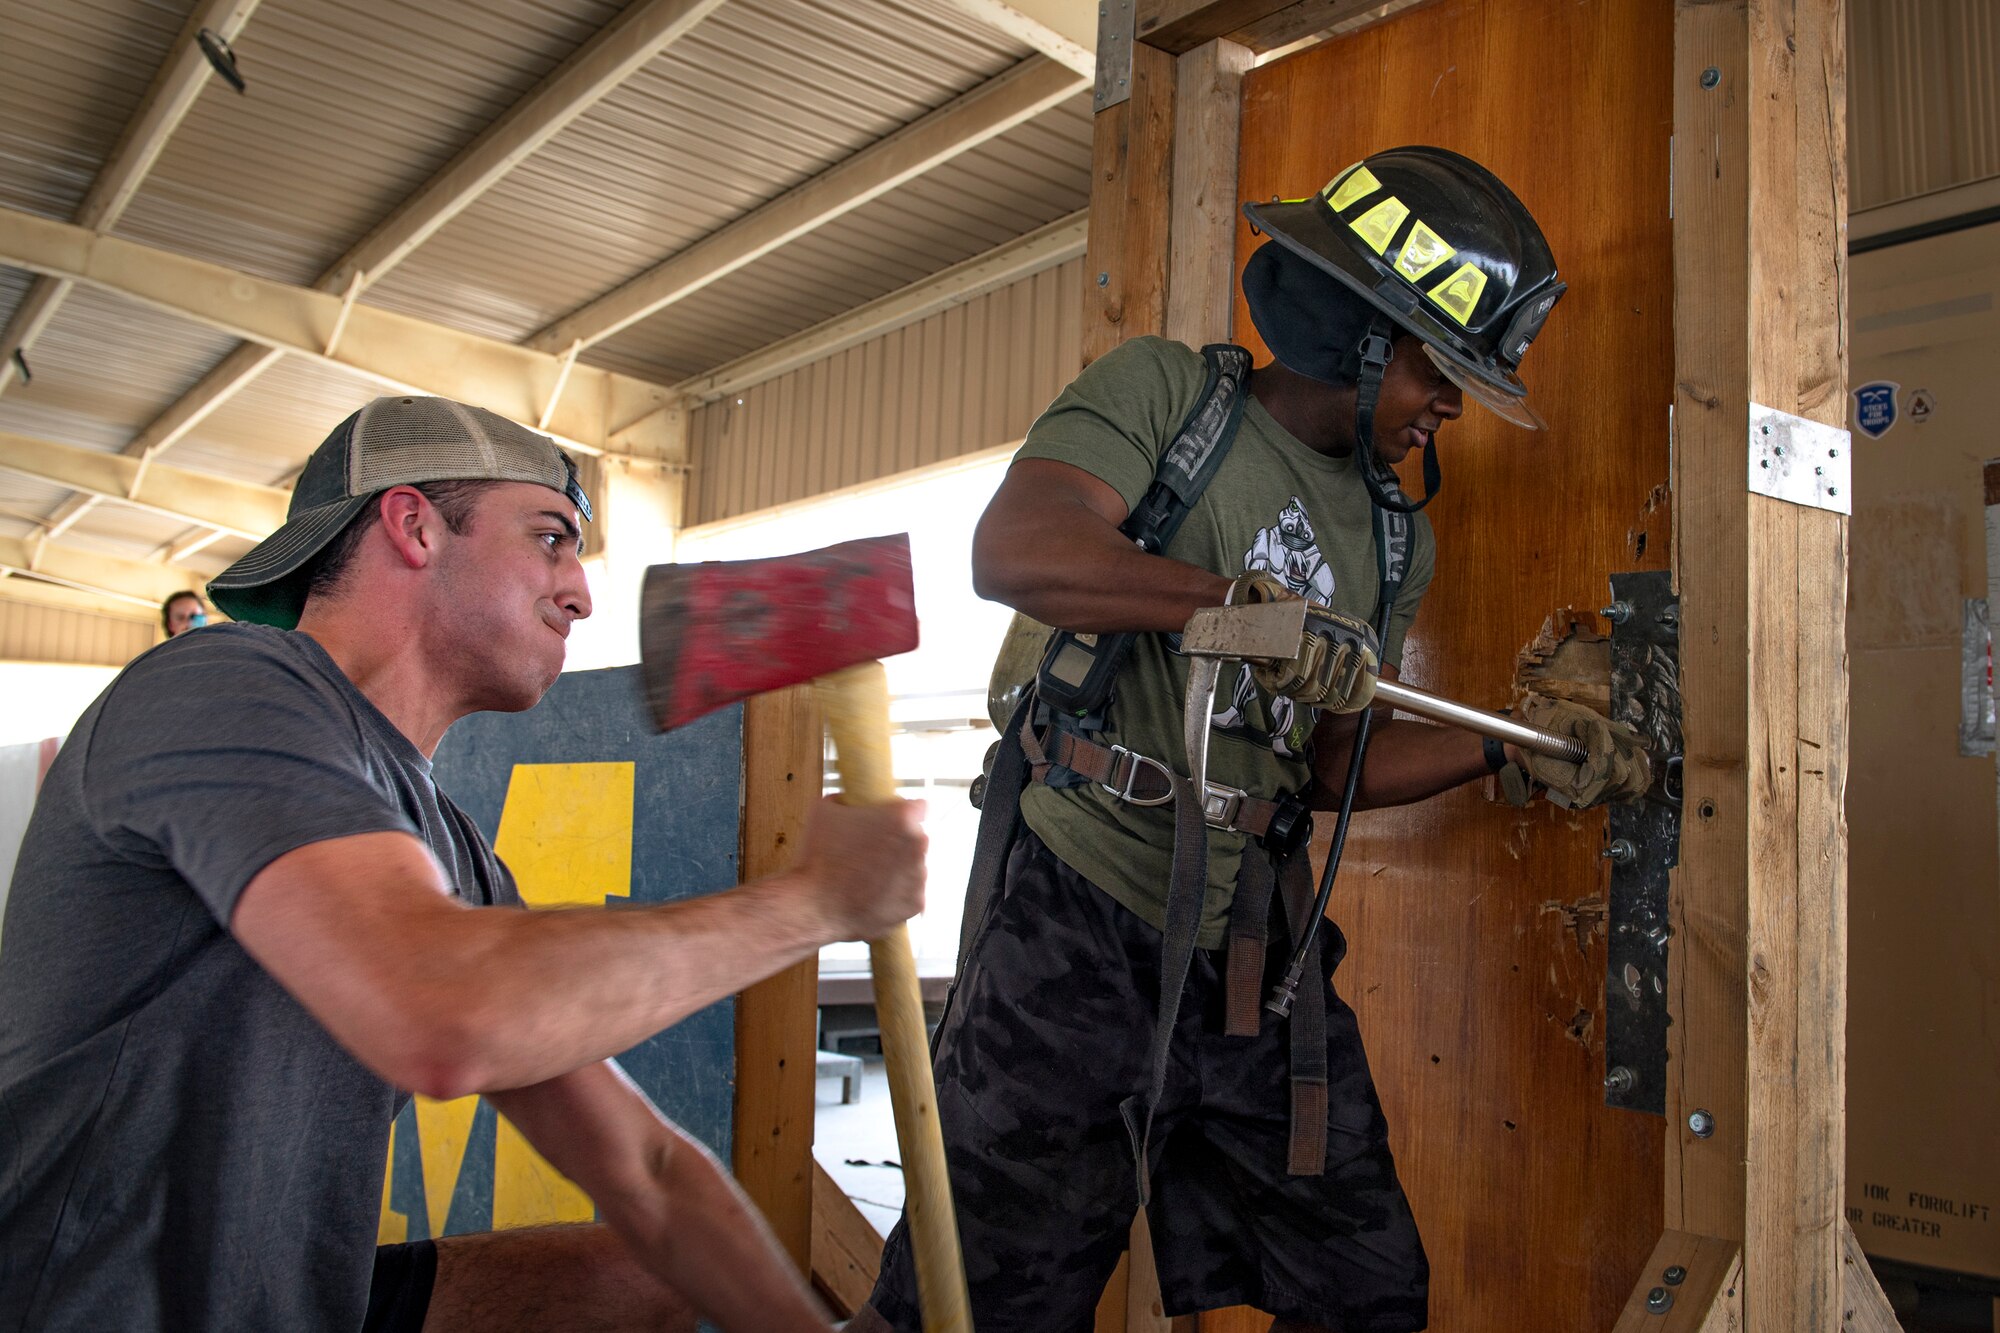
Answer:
[{"xmin": 208, "ymin": 395, "xmax": 592, "ymax": 629}]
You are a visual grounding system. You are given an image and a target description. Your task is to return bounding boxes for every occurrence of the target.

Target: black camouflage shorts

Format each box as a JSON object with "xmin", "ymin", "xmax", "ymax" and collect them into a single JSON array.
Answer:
[{"xmin": 865, "ymin": 828, "xmax": 1428, "ymax": 1332}]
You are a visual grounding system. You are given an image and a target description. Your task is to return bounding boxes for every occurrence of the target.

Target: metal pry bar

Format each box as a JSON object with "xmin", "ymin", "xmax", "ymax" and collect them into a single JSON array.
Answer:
[{"xmin": 1180, "ymin": 602, "xmax": 1587, "ymax": 763}]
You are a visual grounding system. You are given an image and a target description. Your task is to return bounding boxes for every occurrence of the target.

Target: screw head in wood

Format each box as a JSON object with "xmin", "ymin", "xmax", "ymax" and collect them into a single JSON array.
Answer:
[
  {"xmin": 1664, "ymin": 1265, "xmax": 1687, "ymax": 1286},
  {"xmin": 1701, "ymin": 67, "xmax": 1721, "ymax": 88},
  {"xmin": 1688, "ymin": 1108, "xmax": 1715, "ymax": 1138},
  {"xmin": 1648, "ymin": 1286, "xmax": 1674, "ymax": 1313}
]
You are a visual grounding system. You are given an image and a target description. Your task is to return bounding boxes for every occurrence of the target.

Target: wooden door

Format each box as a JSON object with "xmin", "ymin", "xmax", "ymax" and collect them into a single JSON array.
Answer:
[{"xmin": 1230, "ymin": 3, "xmax": 1673, "ymax": 1327}]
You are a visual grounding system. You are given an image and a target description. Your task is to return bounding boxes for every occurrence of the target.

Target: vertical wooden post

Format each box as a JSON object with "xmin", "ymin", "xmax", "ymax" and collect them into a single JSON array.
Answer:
[
  {"xmin": 1087, "ymin": 14, "xmax": 1251, "ymax": 1327},
  {"xmin": 1083, "ymin": 39, "xmax": 1176, "ymax": 363},
  {"xmin": 1649, "ymin": 0, "xmax": 1879, "ymax": 1325},
  {"xmin": 1163, "ymin": 38, "xmax": 1253, "ymax": 348},
  {"xmin": 732, "ymin": 685, "xmax": 821, "ymax": 1271}
]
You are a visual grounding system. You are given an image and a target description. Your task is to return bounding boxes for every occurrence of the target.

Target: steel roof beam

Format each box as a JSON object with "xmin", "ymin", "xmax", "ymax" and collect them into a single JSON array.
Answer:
[
  {"xmin": 0, "ymin": 534, "xmax": 212, "ymax": 609},
  {"xmin": 0, "ymin": 208, "xmax": 685, "ymax": 460},
  {"xmin": 529, "ymin": 55, "xmax": 1090, "ymax": 353},
  {"xmin": 32, "ymin": 0, "xmax": 724, "ymax": 543},
  {"xmin": 675, "ymin": 209, "xmax": 1088, "ymax": 404},
  {"xmin": 0, "ymin": 428, "xmax": 289, "ymax": 538},
  {"xmin": 937, "ymin": 0, "xmax": 1096, "ymax": 75},
  {"xmin": 0, "ymin": 0, "xmax": 263, "ymax": 400}
]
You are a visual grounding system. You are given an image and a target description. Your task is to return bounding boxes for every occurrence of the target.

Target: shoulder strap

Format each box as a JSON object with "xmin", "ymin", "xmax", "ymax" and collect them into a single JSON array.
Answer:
[
  {"xmin": 1121, "ymin": 343, "xmax": 1255, "ymax": 553},
  {"xmin": 1371, "ymin": 502, "xmax": 1411, "ymax": 637},
  {"xmin": 1032, "ymin": 344, "xmax": 1256, "ymax": 725}
]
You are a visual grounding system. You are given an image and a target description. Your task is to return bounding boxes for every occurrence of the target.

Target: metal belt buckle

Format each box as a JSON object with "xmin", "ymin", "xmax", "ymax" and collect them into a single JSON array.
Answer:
[
  {"xmin": 1103, "ymin": 745, "xmax": 1175, "ymax": 806},
  {"xmin": 1201, "ymin": 782, "xmax": 1244, "ymax": 830}
]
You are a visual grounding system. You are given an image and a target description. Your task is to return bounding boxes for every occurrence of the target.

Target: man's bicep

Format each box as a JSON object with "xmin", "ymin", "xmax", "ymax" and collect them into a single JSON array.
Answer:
[{"xmin": 230, "ymin": 832, "xmax": 470, "ymax": 1081}]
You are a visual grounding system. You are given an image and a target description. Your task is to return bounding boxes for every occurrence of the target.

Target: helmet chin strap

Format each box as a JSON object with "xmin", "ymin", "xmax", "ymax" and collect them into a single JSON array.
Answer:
[{"xmin": 1352, "ymin": 319, "xmax": 1441, "ymax": 514}]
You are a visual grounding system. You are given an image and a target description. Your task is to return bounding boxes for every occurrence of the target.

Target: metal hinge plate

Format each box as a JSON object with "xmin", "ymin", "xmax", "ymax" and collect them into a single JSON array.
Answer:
[
  {"xmin": 1094, "ymin": 0, "xmax": 1134, "ymax": 111},
  {"xmin": 1749, "ymin": 403, "xmax": 1851, "ymax": 515}
]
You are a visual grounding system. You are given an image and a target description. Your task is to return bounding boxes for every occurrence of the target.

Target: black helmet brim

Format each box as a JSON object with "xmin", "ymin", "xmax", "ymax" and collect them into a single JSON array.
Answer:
[{"xmin": 1243, "ymin": 195, "xmax": 1545, "ymax": 429}]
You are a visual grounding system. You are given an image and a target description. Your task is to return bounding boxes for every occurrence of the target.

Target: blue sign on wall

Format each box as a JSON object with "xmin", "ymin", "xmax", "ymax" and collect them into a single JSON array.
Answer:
[{"xmin": 1853, "ymin": 380, "xmax": 1900, "ymax": 439}]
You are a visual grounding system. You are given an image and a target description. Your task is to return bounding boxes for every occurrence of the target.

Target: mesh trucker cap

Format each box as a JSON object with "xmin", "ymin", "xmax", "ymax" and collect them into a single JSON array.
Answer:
[{"xmin": 208, "ymin": 396, "xmax": 592, "ymax": 629}]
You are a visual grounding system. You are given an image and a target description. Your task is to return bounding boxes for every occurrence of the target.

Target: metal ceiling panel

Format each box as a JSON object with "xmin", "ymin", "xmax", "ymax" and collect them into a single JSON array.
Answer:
[
  {"xmin": 360, "ymin": 0, "xmax": 1037, "ymax": 345},
  {"xmin": 585, "ymin": 96, "xmax": 1092, "ymax": 381},
  {"xmin": 163, "ymin": 353, "xmax": 383, "ymax": 480},
  {"xmin": 108, "ymin": 0, "xmax": 624, "ymax": 285},
  {"xmin": 0, "ymin": 285, "xmax": 240, "ymax": 449},
  {"xmin": 0, "ymin": 0, "xmax": 183, "ymax": 221}
]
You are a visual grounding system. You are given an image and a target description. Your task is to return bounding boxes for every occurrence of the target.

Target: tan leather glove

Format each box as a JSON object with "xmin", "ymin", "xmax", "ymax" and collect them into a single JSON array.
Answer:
[
  {"xmin": 1225, "ymin": 572, "xmax": 1381, "ymax": 714},
  {"xmin": 1518, "ymin": 695, "xmax": 1653, "ymax": 807}
]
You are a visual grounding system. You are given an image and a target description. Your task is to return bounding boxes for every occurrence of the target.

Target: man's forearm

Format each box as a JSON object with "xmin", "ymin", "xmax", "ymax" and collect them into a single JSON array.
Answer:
[
  {"xmin": 627, "ymin": 1125, "xmax": 829, "ymax": 1331},
  {"xmin": 421, "ymin": 872, "xmax": 831, "ymax": 1097},
  {"xmin": 979, "ymin": 520, "xmax": 1230, "ymax": 633},
  {"xmin": 1312, "ymin": 715, "xmax": 1491, "ymax": 810}
]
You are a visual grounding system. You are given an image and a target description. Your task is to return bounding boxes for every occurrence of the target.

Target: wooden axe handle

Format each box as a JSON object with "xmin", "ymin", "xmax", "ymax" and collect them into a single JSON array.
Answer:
[{"xmin": 814, "ymin": 661, "xmax": 972, "ymax": 1333}]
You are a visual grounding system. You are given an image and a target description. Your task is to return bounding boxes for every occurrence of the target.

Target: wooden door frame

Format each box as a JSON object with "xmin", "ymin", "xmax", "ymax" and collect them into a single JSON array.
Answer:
[{"xmin": 1083, "ymin": 1, "xmax": 1898, "ymax": 1326}]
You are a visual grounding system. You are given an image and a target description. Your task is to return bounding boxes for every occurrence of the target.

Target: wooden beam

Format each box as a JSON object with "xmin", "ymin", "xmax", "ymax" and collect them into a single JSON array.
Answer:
[
  {"xmin": 733, "ymin": 686, "xmax": 822, "ymax": 1272},
  {"xmin": 809, "ymin": 1159, "xmax": 883, "ymax": 1318},
  {"xmin": 1161, "ymin": 39, "xmax": 1251, "ymax": 347},
  {"xmin": 0, "ymin": 0, "xmax": 262, "ymax": 397},
  {"xmin": 1133, "ymin": 0, "xmax": 1291, "ymax": 54},
  {"xmin": 677, "ymin": 210, "xmax": 1088, "ymax": 403},
  {"xmin": 1656, "ymin": 0, "xmax": 1851, "ymax": 1326},
  {"xmin": 1082, "ymin": 40, "xmax": 1176, "ymax": 363},
  {"xmin": 0, "ymin": 535, "xmax": 210, "ymax": 608},
  {"xmin": 1221, "ymin": 0, "xmax": 1427, "ymax": 55},
  {"xmin": 0, "ymin": 429, "xmax": 288, "ymax": 539},
  {"xmin": 529, "ymin": 56, "xmax": 1089, "ymax": 353},
  {"xmin": 0, "ymin": 207, "xmax": 682, "ymax": 458},
  {"xmin": 35, "ymin": 0, "xmax": 721, "ymax": 544},
  {"xmin": 939, "ymin": 0, "xmax": 1096, "ymax": 75},
  {"xmin": 1838, "ymin": 1220, "xmax": 1900, "ymax": 1332},
  {"xmin": 1610, "ymin": 1231, "xmax": 1742, "ymax": 1332}
]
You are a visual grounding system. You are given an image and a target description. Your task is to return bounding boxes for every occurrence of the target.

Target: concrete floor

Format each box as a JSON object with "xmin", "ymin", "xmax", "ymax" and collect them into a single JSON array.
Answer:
[{"xmin": 814, "ymin": 1056, "xmax": 903, "ymax": 1238}]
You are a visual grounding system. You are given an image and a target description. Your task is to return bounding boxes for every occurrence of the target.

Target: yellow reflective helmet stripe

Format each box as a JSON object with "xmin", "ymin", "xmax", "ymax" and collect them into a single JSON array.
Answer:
[
  {"xmin": 1427, "ymin": 261, "xmax": 1489, "ymax": 325},
  {"xmin": 1348, "ymin": 196, "xmax": 1409, "ymax": 255},
  {"xmin": 1393, "ymin": 220, "xmax": 1456, "ymax": 283},
  {"xmin": 1324, "ymin": 164, "xmax": 1381, "ymax": 212}
]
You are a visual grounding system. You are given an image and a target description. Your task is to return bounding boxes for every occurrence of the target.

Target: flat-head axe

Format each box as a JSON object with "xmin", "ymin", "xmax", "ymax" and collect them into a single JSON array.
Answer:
[{"xmin": 638, "ymin": 533, "xmax": 971, "ymax": 1332}]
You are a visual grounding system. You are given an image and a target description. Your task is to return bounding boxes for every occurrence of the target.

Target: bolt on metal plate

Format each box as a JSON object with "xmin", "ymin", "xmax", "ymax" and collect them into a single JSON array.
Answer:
[{"xmin": 1749, "ymin": 403, "xmax": 1852, "ymax": 515}]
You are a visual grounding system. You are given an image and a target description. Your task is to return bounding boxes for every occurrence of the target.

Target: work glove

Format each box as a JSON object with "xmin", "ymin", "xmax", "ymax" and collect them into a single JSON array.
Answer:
[
  {"xmin": 1517, "ymin": 694, "xmax": 1653, "ymax": 808},
  {"xmin": 1225, "ymin": 571, "xmax": 1382, "ymax": 714}
]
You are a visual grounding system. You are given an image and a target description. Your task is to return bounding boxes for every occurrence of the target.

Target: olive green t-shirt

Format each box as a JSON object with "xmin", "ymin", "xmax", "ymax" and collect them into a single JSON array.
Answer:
[{"xmin": 1012, "ymin": 336, "xmax": 1435, "ymax": 947}]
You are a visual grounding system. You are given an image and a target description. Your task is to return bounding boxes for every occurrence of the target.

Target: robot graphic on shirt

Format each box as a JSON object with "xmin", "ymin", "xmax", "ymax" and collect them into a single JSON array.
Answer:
[{"xmin": 1211, "ymin": 495, "xmax": 1334, "ymax": 757}]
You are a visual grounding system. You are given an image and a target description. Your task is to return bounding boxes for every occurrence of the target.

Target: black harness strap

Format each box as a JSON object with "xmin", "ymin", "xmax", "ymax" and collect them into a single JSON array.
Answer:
[
  {"xmin": 1223, "ymin": 850, "xmax": 1276, "ymax": 1038},
  {"xmin": 1119, "ymin": 771, "xmax": 1208, "ymax": 1205}
]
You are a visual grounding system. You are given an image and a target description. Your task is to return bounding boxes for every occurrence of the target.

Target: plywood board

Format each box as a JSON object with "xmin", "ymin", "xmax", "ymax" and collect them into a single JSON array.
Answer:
[{"xmin": 1235, "ymin": 1, "xmax": 1672, "ymax": 1326}]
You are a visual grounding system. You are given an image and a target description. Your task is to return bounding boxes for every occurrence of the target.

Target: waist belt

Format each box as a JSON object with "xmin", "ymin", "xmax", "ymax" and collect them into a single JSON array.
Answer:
[
  {"xmin": 1021, "ymin": 718, "xmax": 1290, "ymax": 840},
  {"xmin": 1017, "ymin": 710, "xmax": 1328, "ymax": 1184}
]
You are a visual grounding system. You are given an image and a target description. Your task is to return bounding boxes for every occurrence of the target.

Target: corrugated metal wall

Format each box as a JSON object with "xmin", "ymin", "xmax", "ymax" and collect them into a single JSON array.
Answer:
[
  {"xmin": 685, "ymin": 257, "xmax": 1082, "ymax": 525},
  {"xmin": 1850, "ymin": 0, "xmax": 2000, "ymax": 211},
  {"xmin": 0, "ymin": 599, "xmax": 153, "ymax": 667}
]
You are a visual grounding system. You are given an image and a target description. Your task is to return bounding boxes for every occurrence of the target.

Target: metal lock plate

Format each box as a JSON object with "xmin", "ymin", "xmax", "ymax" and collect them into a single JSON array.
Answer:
[
  {"xmin": 1604, "ymin": 570, "xmax": 1681, "ymax": 1116},
  {"xmin": 1094, "ymin": 0, "xmax": 1135, "ymax": 111},
  {"xmin": 1748, "ymin": 403, "xmax": 1851, "ymax": 515}
]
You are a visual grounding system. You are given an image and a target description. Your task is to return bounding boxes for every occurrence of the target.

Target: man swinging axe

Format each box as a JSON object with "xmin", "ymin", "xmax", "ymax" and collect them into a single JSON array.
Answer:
[{"xmin": 853, "ymin": 146, "xmax": 1650, "ymax": 1333}]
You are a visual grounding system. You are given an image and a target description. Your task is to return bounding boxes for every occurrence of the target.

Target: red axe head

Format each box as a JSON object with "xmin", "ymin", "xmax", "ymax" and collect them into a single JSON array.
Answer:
[{"xmin": 639, "ymin": 533, "xmax": 919, "ymax": 732}]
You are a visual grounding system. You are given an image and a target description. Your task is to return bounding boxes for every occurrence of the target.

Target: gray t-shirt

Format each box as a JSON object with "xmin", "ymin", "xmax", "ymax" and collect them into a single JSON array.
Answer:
[{"xmin": 0, "ymin": 624, "xmax": 519, "ymax": 1332}]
